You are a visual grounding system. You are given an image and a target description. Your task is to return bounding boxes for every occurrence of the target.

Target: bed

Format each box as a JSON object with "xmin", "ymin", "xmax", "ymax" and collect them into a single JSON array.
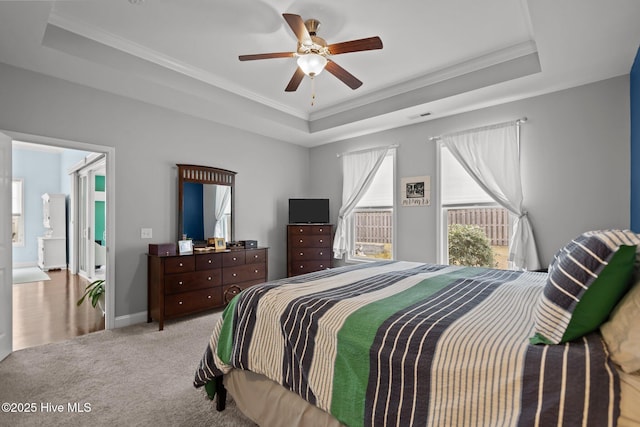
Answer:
[{"xmin": 194, "ymin": 230, "xmax": 640, "ymax": 427}]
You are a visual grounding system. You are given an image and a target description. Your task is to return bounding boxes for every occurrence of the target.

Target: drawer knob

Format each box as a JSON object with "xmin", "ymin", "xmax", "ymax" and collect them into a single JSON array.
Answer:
[
  {"xmin": 233, "ymin": 257, "xmax": 237, "ymax": 261},
  {"xmin": 254, "ymin": 269, "xmax": 258, "ymax": 273},
  {"xmin": 208, "ymin": 259, "xmax": 212, "ymax": 264},
  {"xmin": 319, "ymin": 239, "xmax": 323, "ymax": 243},
  {"xmin": 300, "ymin": 265, "xmax": 304, "ymax": 269},
  {"xmin": 233, "ymin": 273, "xmax": 237, "ymax": 277},
  {"xmin": 319, "ymin": 252, "xmax": 323, "ymax": 256},
  {"xmin": 254, "ymin": 255, "xmax": 258, "ymax": 259},
  {"xmin": 299, "ymin": 229, "xmax": 303, "ymax": 232},
  {"xmin": 320, "ymin": 264, "xmax": 324, "ymax": 268},
  {"xmin": 178, "ymin": 281, "xmax": 183, "ymax": 285},
  {"xmin": 207, "ymin": 295, "xmax": 212, "ymax": 299},
  {"xmin": 208, "ymin": 276, "xmax": 212, "ymax": 281},
  {"xmin": 319, "ymin": 228, "xmax": 323, "ymax": 232},
  {"xmin": 179, "ymin": 262, "xmax": 183, "ymax": 267},
  {"xmin": 299, "ymin": 239, "xmax": 303, "ymax": 243},
  {"xmin": 300, "ymin": 252, "xmax": 304, "ymax": 256},
  {"xmin": 178, "ymin": 301, "xmax": 183, "ymax": 305}
]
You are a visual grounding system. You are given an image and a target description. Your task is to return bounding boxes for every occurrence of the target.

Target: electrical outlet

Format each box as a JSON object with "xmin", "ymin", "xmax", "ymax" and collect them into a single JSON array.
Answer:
[{"xmin": 141, "ymin": 228, "xmax": 153, "ymax": 239}]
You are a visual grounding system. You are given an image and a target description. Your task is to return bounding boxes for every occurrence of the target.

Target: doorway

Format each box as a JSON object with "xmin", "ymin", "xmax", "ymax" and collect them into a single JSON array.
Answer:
[{"xmin": 2, "ymin": 130, "xmax": 115, "ymax": 359}]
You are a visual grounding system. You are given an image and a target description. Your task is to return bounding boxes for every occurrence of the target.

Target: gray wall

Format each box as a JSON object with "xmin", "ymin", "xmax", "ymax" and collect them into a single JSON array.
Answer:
[
  {"xmin": 0, "ymin": 58, "xmax": 630, "ymax": 320},
  {"xmin": 309, "ymin": 75, "xmax": 631, "ymax": 267},
  {"xmin": 0, "ymin": 62, "xmax": 309, "ymax": 318}
]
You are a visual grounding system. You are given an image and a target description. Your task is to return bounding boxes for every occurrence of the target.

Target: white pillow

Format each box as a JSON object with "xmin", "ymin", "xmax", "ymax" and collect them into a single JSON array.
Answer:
[{"xmin": 600, "ymin": 279, "xmax": 640, "ymax": 374}]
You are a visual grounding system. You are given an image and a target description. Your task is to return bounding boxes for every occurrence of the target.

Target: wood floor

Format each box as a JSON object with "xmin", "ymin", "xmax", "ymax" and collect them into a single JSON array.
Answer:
[{"xmin": 12, "ymin": 269, "xmax": 105, "ymax": 351}]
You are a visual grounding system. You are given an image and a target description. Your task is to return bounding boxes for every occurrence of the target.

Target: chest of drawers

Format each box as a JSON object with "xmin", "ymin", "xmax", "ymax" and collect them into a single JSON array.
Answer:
[
  {"xmin": 148, "ymin": 247, "xmax": 268, "ymax": 330},
  {"xmin": 287, "ymin": 224, "xmax": 333, "ymax": 277}
]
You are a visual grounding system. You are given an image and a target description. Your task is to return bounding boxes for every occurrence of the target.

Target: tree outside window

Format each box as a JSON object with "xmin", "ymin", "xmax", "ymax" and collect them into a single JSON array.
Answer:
[{"xmin": 440, "ymin": 147, "xmax": 510, "ymax": 269}]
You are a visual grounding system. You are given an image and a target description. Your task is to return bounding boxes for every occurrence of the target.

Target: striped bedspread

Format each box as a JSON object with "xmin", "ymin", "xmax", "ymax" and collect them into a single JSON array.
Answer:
[{"xmin": 194, "ymin": 261, "xmax": 619, "ymax": 427}]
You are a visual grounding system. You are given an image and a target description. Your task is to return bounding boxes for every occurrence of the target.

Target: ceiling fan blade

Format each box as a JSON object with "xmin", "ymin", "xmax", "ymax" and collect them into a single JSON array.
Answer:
[
  {"xmin": 285, "ymin": 67, "xmax": 305, "ymax": 92},
  {"xmin": 239, "ymin": 52, "xmax": 294, "ymax": 61},
  {"xmin": 327, "ymin": 36, "xmax": 383, "ymax": 55},
  {"xmin": 282, "ymin": 13, "xmax": 312, "ymax": 46},
  {"xmin": 325, "ymin": 60, "xmax": 363, "ymax": 90}
]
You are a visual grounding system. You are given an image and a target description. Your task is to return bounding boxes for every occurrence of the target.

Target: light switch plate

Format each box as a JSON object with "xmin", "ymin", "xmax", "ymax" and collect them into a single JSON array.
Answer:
[{"xmin": 141, "ymin": 228, "xmax": 153, "ymax": 239}]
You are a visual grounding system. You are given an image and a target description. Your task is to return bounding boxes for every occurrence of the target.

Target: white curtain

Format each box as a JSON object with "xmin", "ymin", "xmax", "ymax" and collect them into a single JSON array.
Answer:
[
  {"xmin": 333, "ymin": 147, "xmax": 390, "ymax": 259},
  {"xmin": 213, "ymin": 185, "xmax": 231, "ymax": 239},
  {"xmin": 441, "ymin": 122, "xmax": 540, "ymax": 270}
]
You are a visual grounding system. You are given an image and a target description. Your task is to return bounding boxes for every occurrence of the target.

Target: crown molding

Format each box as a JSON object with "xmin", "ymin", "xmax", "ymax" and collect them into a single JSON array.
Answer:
[
  {"xmin": 309, "ymin": 40, "xmax": 538, "ymax": 121},
  {"xmin": 47, "ymin": 9, "xmax": 309, "ymax": 120}
]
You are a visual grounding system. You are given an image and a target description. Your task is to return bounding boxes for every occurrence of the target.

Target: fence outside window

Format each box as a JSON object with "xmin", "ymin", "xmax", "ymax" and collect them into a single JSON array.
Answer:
[
  {"xmin": 447, "ymin": 207, "xmax": 510, "ymax": 246},
  {"xmin": 350, "ymin": 206, "xmax": 509, "ymax": 262},
  {"xmin": 352, "ymin": 208, "xmax": 392, "ymax": 259}
]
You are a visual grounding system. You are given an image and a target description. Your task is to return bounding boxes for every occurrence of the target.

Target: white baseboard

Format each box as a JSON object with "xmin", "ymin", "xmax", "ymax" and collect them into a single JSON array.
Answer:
[
  {"xmin": 12, "ymin": 262, "xmax": 39, "ymax": 269},
  {"xmin": 114, "ymin": 311, "xmax": 148, "ymax": 328}
]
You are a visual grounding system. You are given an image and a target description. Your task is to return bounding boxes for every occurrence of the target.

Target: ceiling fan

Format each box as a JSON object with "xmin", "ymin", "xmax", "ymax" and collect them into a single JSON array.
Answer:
[{"xmin": 239, "ymin": 13, "xmax": 383, "ymax": 92}]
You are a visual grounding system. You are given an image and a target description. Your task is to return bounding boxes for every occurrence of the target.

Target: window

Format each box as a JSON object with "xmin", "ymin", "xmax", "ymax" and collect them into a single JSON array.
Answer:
[
  {"xmin": 348, "ymin": 152, "xmax": 395, "ymax": 261},
  {"xmin": 439, "ymin": 146, "xmax": 510, "ymax": 268},
  {"xmin": 12, "ymin": 179, "xmax": 25, "ymax": 246}
]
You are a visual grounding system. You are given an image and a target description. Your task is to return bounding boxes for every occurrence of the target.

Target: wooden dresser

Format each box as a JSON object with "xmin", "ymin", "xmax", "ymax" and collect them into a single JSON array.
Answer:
[
  {"xmin": 148, "ymin": 247, "xmax": 268, "ymax": 330},
  {"xmin": 287, "ymin": 224, "xmax": 333, "ymax": 277}
]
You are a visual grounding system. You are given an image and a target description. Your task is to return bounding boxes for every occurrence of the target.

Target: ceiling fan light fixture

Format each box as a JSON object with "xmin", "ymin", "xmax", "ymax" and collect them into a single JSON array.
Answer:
[{"xmin": 297, "ymin": 53, "xmax": 327, "ymax": 77}]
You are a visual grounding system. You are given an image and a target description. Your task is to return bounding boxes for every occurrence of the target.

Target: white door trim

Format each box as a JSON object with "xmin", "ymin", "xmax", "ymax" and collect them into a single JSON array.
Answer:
[{"xmin": 0, "ymin": 131, "xmax": 13, "ymax": 361}]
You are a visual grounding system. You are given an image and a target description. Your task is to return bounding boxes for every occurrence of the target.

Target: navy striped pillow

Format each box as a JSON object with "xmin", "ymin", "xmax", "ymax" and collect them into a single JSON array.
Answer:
[{"xmin": 531, "ymin": 230, "xmax": 640, "ymax": 345}]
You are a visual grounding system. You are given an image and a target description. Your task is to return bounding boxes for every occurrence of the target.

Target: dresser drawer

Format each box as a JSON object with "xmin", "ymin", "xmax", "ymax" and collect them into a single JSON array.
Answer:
[
  {"xmin": 245, "ymin": 249, "xmax": 267, "ymax": 264},
  {"xmin": 288, "ymin": 225, "xmax": 331, "ymax": 236},
  {"xmin": 164, "ymin": 256, "xmax": 195, "ymax": 274},
  {"xmin": 289, "ymin": 235, "xmax": 331, "ymax": 248},
  {"xmin": 164, "ymin": 287, "xmax": 223, "ymax": 317},
  {"xmin": 164, "ymin": 270, "xmax": 222, "ymax": 294},
  {"xmin": 223, "ymin": 251, "xmax": 246, "ymax": 267},
  {"xmin": 195, "ymin": 252, "xmax": 222, "ymax": 270},
  {"xmin": 290, "ymin": 261, "xmax": 330, "ymax": 275},
  {"xmin": 290, "ymin": 247, "xmax": 331, "ymax": 261},
  {"xmin": 223, "ymin": 263, "xmax": 266, "ymax": 285}
]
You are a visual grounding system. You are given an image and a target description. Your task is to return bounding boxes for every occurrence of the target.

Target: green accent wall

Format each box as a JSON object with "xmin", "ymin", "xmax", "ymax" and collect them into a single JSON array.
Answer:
[
  {"xmin": 95, "ymin": 175, "xmax": 106, "ymax": 243},
  {"xmin": 95, "ymin": 174, "xmax": 106, "ymax": 192}
]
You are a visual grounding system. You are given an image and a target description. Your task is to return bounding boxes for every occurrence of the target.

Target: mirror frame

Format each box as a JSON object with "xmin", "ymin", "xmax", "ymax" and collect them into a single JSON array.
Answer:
[{"xmin": 177, "ymin": 164, "xmax": 236, "ymax": 245}]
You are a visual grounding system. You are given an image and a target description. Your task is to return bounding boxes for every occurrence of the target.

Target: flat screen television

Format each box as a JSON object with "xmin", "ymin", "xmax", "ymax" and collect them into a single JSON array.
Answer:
[{"xmin": 288, "ymin": 198, "xmax": 330, "ymax": 224}]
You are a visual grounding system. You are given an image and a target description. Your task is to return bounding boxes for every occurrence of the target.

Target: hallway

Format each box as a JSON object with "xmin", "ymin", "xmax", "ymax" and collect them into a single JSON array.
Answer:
[{"xmin": 12, "ymin": 270, "xmax": 105, "ymax": 351}]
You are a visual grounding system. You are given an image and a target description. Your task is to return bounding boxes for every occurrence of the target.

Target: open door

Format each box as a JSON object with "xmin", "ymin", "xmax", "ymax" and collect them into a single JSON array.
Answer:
[
  {"xmin": 73, "ymin": 156, "xmax": 106, "ymax": 281},
  {"xmin": 0, "ymin": 132, "xmax": 13, "ymax": 361}
]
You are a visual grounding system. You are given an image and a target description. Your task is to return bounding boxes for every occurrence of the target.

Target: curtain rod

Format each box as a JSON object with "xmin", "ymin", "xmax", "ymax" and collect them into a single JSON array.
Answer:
[
  {"xmin": 428, "ymin": 117, "xmax": 527, "ymax": 142},
  {"xmin": 336, "ymin": 143, "xmax": 399, "ymax": 158}
]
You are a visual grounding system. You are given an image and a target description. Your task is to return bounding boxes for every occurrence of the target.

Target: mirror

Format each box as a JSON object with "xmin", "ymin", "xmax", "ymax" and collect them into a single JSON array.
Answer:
[{"xmin": 177, "ymin": 164, "xmax": 236, "ymax": 246}]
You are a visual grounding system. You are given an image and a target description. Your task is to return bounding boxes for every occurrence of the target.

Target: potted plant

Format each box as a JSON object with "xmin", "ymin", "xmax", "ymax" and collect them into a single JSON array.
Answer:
[{"xmin": 77, "ymin": 279, "xmax": 105, "ymax": 315}]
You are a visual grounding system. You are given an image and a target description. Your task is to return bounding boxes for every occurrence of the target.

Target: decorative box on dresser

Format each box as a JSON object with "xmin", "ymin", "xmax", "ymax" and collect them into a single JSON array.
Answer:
[
  {"xmin": 287, "ymin": 224, "xmax": 333, "ymax": 277},
  {"xmin": 148, "ymin": 247, "xmax": 268, "ymax": 330}
]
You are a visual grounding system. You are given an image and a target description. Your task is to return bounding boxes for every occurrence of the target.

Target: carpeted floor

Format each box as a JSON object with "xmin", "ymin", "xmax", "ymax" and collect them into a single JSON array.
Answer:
[
  {"xmin": 12, "ymin": 267, "xmax": 50, "ymax": 284},
  {"xmin": 0, "ymin": 310, "xmax": 257, "ymax": 427}
]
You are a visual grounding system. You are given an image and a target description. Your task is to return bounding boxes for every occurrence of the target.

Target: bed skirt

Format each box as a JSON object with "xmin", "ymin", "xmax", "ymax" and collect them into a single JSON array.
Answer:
[
  {"xmin": 225, "ymin": 369, "xmax": 344, "ymax": 427},
  {"xmin": 225, "ymin": 368, "xmax": 640, "ymax": 427}
]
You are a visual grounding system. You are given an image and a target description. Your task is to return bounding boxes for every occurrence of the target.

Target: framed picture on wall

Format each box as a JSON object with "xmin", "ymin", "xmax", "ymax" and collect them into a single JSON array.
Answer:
[
  {"xmin": 401, "ymin": 175, "xmax": 431, "ymax": 206},
  {"xmin": 178, "ymin": 239, "xmax": 193, "ymax": 254}
]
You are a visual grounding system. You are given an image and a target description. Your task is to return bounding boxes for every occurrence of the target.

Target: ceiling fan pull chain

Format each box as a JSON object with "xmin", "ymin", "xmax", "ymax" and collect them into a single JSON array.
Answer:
[{"xmin": 311, "ymin": 76, "xmax": 317, "ymax": 106}]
